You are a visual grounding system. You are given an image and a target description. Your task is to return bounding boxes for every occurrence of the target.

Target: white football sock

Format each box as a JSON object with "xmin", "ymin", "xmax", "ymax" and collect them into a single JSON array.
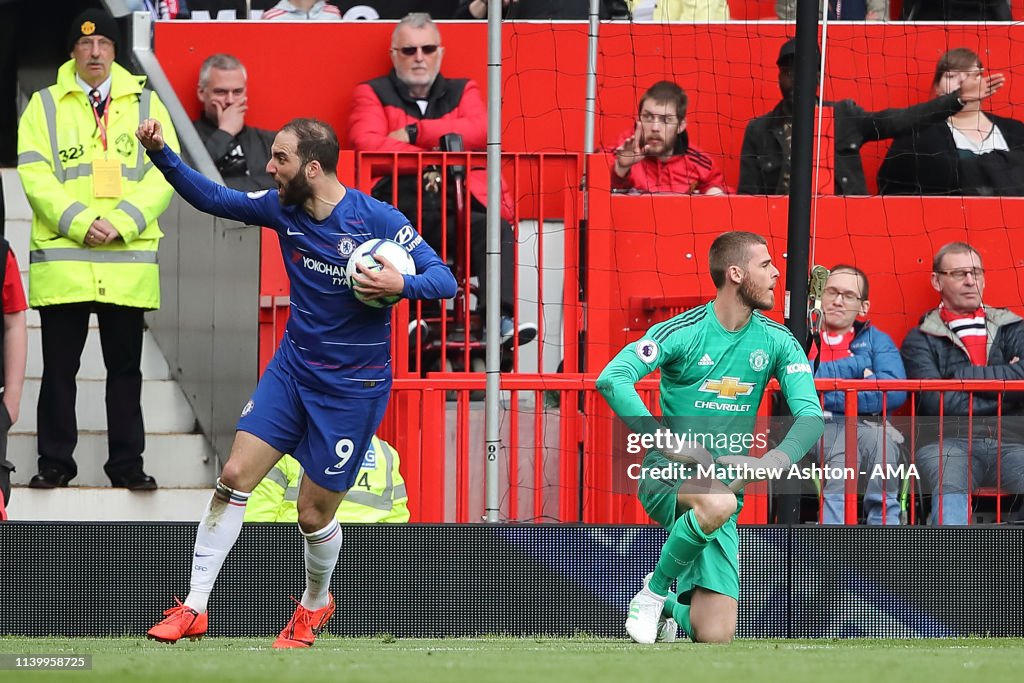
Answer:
[
  {"xmin": 300, "ymin": 519, "xmax": 342, "ymax": 611},
  {"xmin": 184, "ymin": 479, "xmax": 250, "ymax": 613}
]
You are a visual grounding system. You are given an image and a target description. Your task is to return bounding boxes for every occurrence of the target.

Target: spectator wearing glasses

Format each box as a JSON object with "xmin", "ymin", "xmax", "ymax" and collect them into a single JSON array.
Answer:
[
  {"xmin": 348, "ymin": 13, "xmax": 536, "ymax": 347},
  {"xmin": 878, "ymin": 48, "xmax": 1024, "ymax": 197},
  {"xmin": 739, "ymin": 38, "xmax": 1004, "ymax": 196},
  {"xmin": 261, "ymin": 0, "xmax": 342, "ymax": 20},
  {"xmin": 901, "ymin": 242, "xmax": 1024, "ymax": 525},
  {"xmin": 611, "ymin": 81, "xmax": 729, "ymax": 195},
  {"xmin": 809, "ymin": 265, "xmax": 907, "ymax": 525}
]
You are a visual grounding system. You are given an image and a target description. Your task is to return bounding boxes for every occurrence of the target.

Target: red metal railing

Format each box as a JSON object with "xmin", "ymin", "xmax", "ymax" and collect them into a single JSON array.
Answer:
[
  {"xmin": 378, "ymin": 376, "xmax": 1024, "ymax": 525},
  {"xmin": 354, "ymin": 151, "xmax": 583, "ymax": 379}
]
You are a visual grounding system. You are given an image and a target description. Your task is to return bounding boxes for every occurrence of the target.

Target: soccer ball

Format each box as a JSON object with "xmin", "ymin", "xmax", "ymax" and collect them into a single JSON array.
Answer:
[{"xmin": 345, "ymin": 238, "xmax": 417, "ymax": 308}]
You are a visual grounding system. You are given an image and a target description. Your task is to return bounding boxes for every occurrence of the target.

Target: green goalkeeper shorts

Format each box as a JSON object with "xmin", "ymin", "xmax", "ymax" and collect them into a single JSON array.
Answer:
[{"xmin": 636, "ymin": 449, "xmax": 741, "ymax": 601}]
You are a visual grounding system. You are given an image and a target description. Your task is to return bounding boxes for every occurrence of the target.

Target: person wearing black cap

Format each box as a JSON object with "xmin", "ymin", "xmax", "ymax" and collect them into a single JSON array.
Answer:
[
  {"xmin": 738, "ymin": 37, "xmax": 1005, "ymax": 196},
  {"xmin": 16, "ymin": 8, "xmax": 179, "ymax": 490}
]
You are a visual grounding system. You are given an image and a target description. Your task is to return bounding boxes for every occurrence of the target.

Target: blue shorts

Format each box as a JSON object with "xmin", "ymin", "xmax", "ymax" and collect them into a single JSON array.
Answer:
[{"xmin": 237, "ymin": 358, "xmax": 389, "ymax": 492}]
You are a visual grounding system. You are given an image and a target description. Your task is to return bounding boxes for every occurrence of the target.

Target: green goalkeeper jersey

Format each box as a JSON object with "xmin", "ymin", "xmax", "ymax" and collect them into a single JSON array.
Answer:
[{"xmin": 597, "ymin": 301, "xmax": 824, "ymax": 463}]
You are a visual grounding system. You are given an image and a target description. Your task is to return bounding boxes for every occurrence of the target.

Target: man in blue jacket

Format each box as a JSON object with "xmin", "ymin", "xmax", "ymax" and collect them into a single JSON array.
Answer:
[{"xmin": 811, "ymin": 265, "xmax": 907, "ymax": 525}]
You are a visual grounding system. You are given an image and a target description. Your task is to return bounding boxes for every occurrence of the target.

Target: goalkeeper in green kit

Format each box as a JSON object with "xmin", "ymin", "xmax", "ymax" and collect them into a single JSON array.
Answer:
[{"xmin": 597, "ymin": 231, "xmax": 823, "ymax": 644}]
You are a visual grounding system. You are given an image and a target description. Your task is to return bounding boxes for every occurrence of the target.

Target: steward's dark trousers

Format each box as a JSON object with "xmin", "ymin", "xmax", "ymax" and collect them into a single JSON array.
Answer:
[{"xmin": 37, "ymin": 303, "xmax": 146, "ymax": 480}]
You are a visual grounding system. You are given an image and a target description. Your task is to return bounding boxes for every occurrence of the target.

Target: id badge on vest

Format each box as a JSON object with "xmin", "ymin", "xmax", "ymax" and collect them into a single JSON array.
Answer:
[{"xmin": 93, "ymin": 157, "xmax": 122, "ymax": 198}]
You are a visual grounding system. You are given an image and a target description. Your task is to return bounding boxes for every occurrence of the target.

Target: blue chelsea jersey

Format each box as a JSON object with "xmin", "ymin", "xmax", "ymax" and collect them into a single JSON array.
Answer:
[{"xmin": 149, "ymin": 147, "xmax": 457, "ymax": 397}]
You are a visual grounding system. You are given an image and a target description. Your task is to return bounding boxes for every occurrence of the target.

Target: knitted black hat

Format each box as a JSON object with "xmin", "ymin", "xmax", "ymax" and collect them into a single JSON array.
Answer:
[{"xmin": 67, "ymin": 9, "xmax": 120, "ymax": 55}]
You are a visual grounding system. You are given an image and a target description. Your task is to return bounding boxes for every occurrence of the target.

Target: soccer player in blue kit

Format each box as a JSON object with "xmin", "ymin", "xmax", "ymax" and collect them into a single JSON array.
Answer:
[{"xmin": 136, "ymin": 117, "xmax": 456, "ymax": 647}]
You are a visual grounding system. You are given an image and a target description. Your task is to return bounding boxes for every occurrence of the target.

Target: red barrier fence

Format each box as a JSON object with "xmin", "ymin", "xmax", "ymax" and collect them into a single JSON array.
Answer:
[
  {"xmin": 377, "ymin": 376, "xmax": 1024, "ymax": 525},
  {"xmin": 257, "ymin": 152, "xmax": 584, "ymax": 376}
]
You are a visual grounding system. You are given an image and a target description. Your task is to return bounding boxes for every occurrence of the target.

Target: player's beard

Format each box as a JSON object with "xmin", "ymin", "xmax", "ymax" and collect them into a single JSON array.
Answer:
[
  {"xmin": 279, "ymin": 164, "xmax": 315, "ymax": 206},
  {"xmin": 738, "ymin": 275, "xmax": 773, "ymax": 311}
]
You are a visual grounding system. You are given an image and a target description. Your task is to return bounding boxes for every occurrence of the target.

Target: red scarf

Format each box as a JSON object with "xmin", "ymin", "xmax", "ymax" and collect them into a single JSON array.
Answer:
[
  {"xmin": 809, "ymin": 329, "xmax": 854, "ymax": 363},
  {"xmin": 939, "ymin": 306, "xmax": 987, "ymax": 366}
]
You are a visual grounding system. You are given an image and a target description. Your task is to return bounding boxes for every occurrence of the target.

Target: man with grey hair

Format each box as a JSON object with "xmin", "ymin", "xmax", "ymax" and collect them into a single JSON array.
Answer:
[
  {"xmin": 193, "ymin": 53, "xmax": 276, "ymax": 192},
  {"xmin": 901, "ymin": 241, "xmax": 1024, "ymax": 524},
  {"xmin": 348, "ymin": 13, "xmax": 536, "ymax": 348}
]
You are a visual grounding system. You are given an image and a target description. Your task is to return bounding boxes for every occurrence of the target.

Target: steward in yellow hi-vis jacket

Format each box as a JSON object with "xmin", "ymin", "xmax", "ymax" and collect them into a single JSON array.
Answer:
[
  {"xmin": 245, "ymin": 436, "xmax": 410, "ymax": 523},
  {"xmin": 16, "ymin": 9, "xmax": 177, "ymax": 491}
]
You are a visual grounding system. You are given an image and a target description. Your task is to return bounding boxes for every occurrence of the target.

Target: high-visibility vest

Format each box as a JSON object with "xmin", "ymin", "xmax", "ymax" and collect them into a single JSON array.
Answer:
[
  {"xmin": 16, "ymin": 60, "xmax": 178, "ymax": 309},
  {"xmin": 245, "ymin": 436, "xmax": 410, "ymax": 523}
]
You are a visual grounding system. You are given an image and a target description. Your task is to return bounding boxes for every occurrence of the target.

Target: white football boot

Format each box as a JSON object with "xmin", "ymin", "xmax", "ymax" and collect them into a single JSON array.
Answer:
[
  {"xmin": 656, "ymin": 617, "xmax": 678, "ymax": 643},
  {"xmin": 625, "ymin": 573, "xmax": 668, "ymax": 645}
]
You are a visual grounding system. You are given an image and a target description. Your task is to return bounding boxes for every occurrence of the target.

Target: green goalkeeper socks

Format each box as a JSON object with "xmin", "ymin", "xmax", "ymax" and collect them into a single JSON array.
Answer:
[
  {"xmin": 662, "ymin": 593, "xmax": 694, "ymax": 641},
  {"xmin": 649, "ymin": 509, "xmax": 715, "ymax": 596}
]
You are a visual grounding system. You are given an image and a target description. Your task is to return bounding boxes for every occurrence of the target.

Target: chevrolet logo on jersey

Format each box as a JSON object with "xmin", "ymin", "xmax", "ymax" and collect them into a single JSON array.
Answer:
[{"xmin": 698, "ymin": 377, "xmax": 755, "ymax": 399}]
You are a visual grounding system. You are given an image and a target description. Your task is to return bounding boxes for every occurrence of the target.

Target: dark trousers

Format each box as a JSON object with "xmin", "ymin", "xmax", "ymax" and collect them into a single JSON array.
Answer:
[
  {"xmin": 37, "ymin": 303, "xmax": 146, "ymax": 480},
  {"xmin": 374, "ymin": 177, "xmax": 516, "ymax": 315}
]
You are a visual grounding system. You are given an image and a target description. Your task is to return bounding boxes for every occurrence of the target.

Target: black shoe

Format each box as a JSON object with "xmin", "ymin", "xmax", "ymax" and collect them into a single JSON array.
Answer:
[
  {"xmin": 110, "ymin": 472, "xmax": 158, "ymax": 491},
  {"xmin": 28, "ymin": 469, "xmax": 73, "ymax": 489},
  {"xmin": 499, "ymin": 317, "xmax": 538, "ymax": 347},
  {"xmin": 408, "ymin": 319, "xmax": 432, "ymax": 345}
]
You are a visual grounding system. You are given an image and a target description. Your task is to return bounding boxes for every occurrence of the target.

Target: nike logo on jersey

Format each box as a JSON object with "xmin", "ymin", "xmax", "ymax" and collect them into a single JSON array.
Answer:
[
  {"xmin": 286, "ymin": 227, "xmax": 304, "ymax": 236},
  {"xmin": 323, "ymin": 466, "xmax": 347, "ymax": 477}
]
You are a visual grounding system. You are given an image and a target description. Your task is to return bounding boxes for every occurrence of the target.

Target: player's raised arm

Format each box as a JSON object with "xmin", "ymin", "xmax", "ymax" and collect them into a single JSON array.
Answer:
[{"xmin": 137, "ymin": 118, "xmax": 273, "ymax": 227}]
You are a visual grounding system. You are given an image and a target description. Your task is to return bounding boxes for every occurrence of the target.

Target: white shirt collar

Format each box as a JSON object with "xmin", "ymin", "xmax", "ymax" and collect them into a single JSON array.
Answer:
[{"xmin": 75, "ymin": 73, "xmax": 113, "ymax": 102}]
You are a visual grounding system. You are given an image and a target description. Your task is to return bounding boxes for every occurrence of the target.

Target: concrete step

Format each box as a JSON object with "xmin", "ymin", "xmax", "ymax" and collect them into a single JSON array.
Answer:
[
  {"xmin": 7, "ymin": 432, "xmax": 218, "ymax": 487},
  {"xmin": 12, "ymin": 377, "xmax": 195, "ymax": 434},
  {"xmin": 6, "ymin": 487, "xmax": 214, "ymax": 521},
  {"xmin": 24, "ymin": 327, "xmax": 172, "ymax": 380}
]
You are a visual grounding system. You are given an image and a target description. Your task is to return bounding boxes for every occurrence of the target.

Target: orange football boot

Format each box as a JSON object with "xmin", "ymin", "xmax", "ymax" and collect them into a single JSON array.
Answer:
[
  {"xmin": 147, "ymin": 598, "xmax": 208, "ymax": 643},
  {"xmin": 272, "ymin": 595, "xmax": 335, "ymax": 649}
]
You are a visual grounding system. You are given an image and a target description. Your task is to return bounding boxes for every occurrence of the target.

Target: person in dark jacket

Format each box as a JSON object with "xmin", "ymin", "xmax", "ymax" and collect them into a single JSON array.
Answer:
[
  {"xmin": 193, "ymin": 54, "xmax": 276, "ymax": 193},
  {"xmin": 738, "ymin": 37, "xmax": 1005, "ymax": 196},
  {"xmin": 810, "ymin": 265, "xmax": 907, "ymax": 525},
  {"xmin": 878, "ymin": 48, "xmax": 1024, "ymax": 197},
  {"xmin": 901, "ymin": 242, "xmax": 1024, "ymax": 525},
  {"xmin": 348, "ymin": 13, "xmax": 535, "ymax": 347}
]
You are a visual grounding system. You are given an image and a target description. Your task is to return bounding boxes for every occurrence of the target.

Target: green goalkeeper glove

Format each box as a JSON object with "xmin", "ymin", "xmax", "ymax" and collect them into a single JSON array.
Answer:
[{"xmin": 715, "ymin": 450, "xmax": 791, "ymax": 493}]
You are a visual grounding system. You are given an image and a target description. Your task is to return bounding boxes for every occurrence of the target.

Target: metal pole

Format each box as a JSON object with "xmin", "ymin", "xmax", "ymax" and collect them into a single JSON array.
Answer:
[
  {"xmin": 483, "ymin": 0, "xmax": 503, "ymax": 522},
  {"xmin": 584, "ymin": 0, "xmax": 600, "ymax": 154},
  {"xmin": 778, "ymin": 0, "xmax": 819, "ymax": 524}
]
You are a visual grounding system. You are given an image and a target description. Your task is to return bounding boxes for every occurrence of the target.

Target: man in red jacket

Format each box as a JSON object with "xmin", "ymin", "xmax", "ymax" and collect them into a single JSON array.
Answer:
[
  {"xmin": 612, "ymin": 81, "xmax": 729, "ymax": 195},
  {"xmin": 348, "ymin": 12, "xmax": 536, "ymax": 347}
]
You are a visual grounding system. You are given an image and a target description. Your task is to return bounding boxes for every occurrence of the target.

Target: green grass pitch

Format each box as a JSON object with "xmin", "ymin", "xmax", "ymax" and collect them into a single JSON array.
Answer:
[{"xmin": 0, "ymin": 637, "xmax": 1021, "ymax": 683}]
